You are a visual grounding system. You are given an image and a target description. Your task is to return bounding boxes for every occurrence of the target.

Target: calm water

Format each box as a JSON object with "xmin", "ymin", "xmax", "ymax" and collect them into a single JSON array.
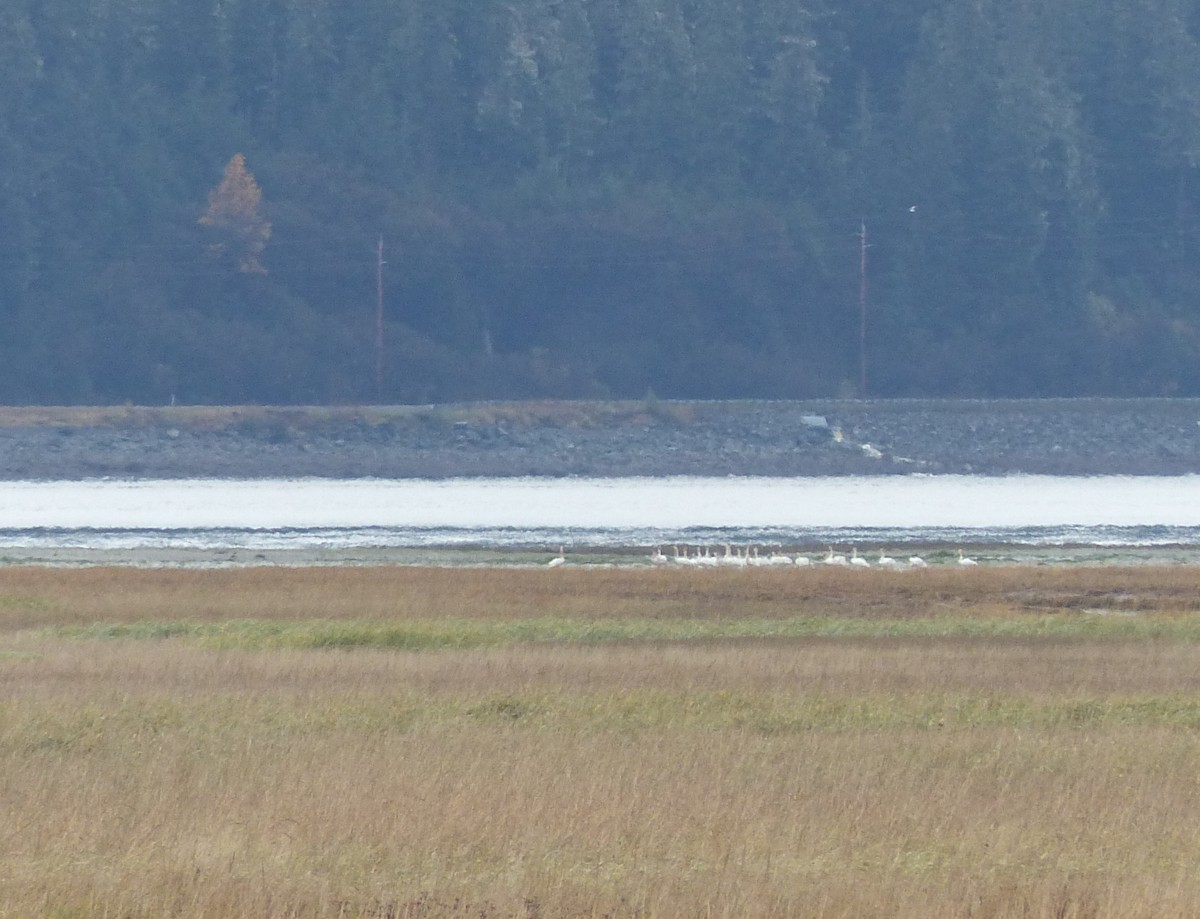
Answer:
[{"xmin": 1, "ymin": 475, "xmax": 1199, "ymax": 551}]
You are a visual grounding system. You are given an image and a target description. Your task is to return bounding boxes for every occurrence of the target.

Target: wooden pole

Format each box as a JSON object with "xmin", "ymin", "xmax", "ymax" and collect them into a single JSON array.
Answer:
[
  {"xmin": 375, "ymin": 236, "xmax": 385, "ymax": 401},
  {"xmin": 859, "ymin": 219, "xmax": 868, "ymax": 398}
]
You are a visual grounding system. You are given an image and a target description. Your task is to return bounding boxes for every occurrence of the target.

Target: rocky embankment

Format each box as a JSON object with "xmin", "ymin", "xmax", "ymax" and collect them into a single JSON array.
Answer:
[{"xmin": 1, "ymin": 399, "xmax": 1200, "ymax": 480}]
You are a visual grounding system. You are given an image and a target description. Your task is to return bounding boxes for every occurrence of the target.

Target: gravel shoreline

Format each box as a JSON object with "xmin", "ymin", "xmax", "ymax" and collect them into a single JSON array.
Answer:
[
  {"xmin": 1, "ymin": 398, "xmax": 1200, "ymax": 480},
  {"xmin": 1, "ymin": 399, "xmax": 1196, "ymax": 568}
]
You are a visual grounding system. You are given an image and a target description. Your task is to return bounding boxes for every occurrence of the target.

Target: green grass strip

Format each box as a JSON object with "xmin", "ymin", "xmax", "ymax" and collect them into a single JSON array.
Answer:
[{"xmin": 48, "ymin": 612, "xmax": 1200, "ymax": 650}]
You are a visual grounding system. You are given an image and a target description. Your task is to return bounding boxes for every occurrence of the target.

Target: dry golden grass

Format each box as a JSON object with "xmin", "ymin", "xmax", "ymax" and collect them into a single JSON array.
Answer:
[
  {"xmin": 5, "ymin": 566, "xmax": 1200, "ymax": 917},
  {"xmin": 0, "ymin": 399, "xmax": 684, "ymax": 433}
]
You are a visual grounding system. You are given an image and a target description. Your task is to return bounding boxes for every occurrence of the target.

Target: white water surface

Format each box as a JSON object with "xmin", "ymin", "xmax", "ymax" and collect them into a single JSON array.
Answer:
[
  {"xmin": 0, "ymin": 475, "xmax": 1199, "ymax": 550},
  {"xmin": 0, "ymin": 474, "xmax": 1197, "ymax": 529}
]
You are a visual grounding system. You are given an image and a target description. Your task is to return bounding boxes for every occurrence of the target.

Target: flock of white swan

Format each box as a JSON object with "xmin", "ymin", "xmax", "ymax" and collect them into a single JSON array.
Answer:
[{"xmin": 547, "ymin": 545, "xmax": 980, "ymax": 568}]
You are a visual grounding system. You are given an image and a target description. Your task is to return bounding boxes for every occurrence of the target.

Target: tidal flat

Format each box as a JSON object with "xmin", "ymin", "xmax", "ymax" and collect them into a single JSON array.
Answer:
[{"xmin": 4, "ymin": 564, "xmax": 1200, "ymax": 917}]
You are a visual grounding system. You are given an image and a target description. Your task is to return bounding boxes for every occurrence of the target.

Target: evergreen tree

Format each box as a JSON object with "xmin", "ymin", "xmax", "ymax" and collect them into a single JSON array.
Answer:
[{"xmin": 3, "ymin": 0, "xmax": 1200, "ymax": 403}]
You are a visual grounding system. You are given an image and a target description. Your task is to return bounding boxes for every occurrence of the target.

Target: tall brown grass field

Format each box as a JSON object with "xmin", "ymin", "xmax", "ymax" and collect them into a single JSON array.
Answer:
[{"xmin": 4, "ymin": 565, "xmax": 1200, "ymax": 917}]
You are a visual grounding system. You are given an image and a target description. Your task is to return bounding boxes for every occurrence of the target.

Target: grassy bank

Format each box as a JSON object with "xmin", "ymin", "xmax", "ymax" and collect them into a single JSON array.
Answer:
[
  {"xmin": 0, "ymin": 399, "xmax": 690, "ymax": 432},
  {"xmin": 5, "ymin": 566, "xmax": 1200, "ymax": 917}
]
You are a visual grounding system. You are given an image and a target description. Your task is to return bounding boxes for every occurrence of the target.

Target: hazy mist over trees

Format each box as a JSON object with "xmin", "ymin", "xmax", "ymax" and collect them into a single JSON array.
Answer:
[{"xmin": 3, "ymin": 0, "xmax": 1200, "ymax": 404}]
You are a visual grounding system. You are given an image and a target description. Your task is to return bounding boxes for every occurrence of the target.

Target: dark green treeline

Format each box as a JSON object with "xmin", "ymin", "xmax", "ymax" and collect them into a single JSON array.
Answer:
[{"xmin": 3, "ymin": 0, "xmax": 1200, "ymax": 403}]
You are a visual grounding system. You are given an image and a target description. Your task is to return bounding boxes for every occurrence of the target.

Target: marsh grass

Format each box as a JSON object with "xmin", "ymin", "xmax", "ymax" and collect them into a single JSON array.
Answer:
[
  {"xmin": 48, "ymin": 611, "xmax": 1200, "ymax": 650},
  {"xmin": 5, "ymin": 563, "xmax": 1200, "ymax": 628},
  {"xmin": 7, "ymin": 566, "xmax": 1200, "ymax": 917}
]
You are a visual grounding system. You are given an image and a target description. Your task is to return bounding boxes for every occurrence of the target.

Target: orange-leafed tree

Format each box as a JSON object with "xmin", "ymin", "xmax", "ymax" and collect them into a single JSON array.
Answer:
[{"xmin": 199, "ymin": 153, "xmax": 272, "ymax": 274}]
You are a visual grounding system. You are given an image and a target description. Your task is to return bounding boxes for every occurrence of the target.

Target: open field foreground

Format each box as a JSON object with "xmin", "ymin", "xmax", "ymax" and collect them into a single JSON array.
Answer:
[{"xmin": 6, "ymin": 566, "xmax": 1200, "ymax": 917}]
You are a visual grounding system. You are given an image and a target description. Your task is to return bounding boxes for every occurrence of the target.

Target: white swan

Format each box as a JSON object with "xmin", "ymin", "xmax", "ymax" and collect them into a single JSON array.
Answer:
[
  {"xmin": 718, "ymin": 544, "xmax": 747, "ymax": 567},
  {"xmin": 546, "ymin": 546, "xmax": 566, "ymax": 567},
  {"xmin": 957, "ymin": 549, "xmax": 979, "ymax": 567},
  {"xmin": 907, "ymin": 555, "xmax": 928, "ymax": 569},
  {"xmin": 850, "ymin": 547, "xmax": 871, "ymax": 568},
  {"xmin": 823, "ymin": 547, "xmax": 849, "ymax": 566},
  {"xmin": 877, "ymin": 551, "xmax": 898, "ymax": 567}
]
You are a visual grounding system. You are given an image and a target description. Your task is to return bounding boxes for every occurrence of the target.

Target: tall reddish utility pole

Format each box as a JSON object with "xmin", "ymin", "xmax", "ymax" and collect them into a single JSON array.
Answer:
[
  {"xmin": 375, "ymin": 236, "xmax": 385, "ymax": 401},
  {"xmin": 858, "ymin": 219, "xmax": 868, "ymax": 398}
]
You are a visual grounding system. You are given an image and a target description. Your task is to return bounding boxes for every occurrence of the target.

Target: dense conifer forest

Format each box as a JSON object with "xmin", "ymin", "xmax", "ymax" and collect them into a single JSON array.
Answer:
[{"xmin": 3, "ymin": 0, "xmax": 1200, "ymax": 403}]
